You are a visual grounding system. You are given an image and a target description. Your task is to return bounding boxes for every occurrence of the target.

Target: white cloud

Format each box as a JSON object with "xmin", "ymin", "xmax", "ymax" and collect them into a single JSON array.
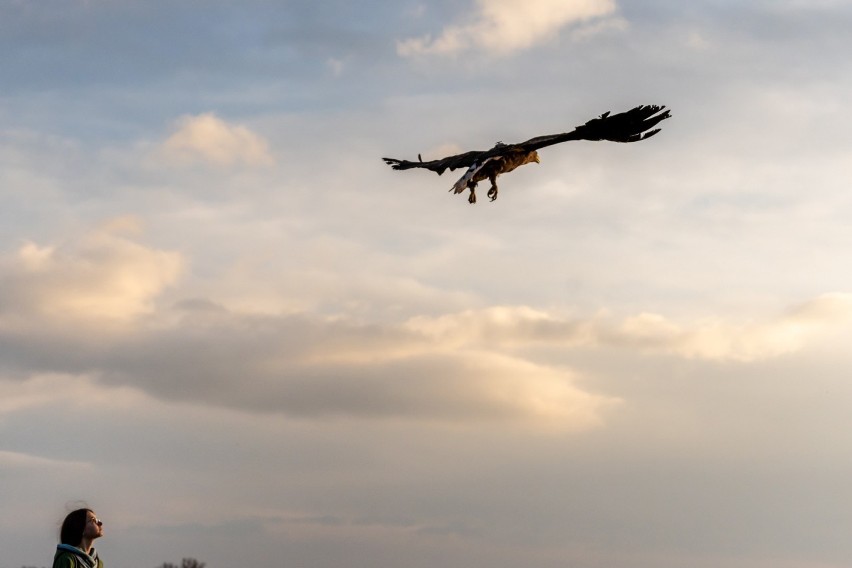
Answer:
[
  {"xmin": 0, "ymin": 299, "xmax": 616, "ymax": 429},
  {"xmin": 610, "ymin": 294, "xmax": 852, "ymax": 361},
  {"xmin": 0, "ymin": 219, "xmax": 182, "ymax": 322},
  {"xmin": 397, "ymin": 0, "xmax": 619, "ymax": 57},
  {"xmin": 2, "ymin": 291, "xmax": 848, "ymax": 429},
  {"xmin": 405, "ymin": 297, "xmax": 852, "ymax": 362},
  {"xmin": 685, "ymin": 30, "xmax": 711, "ymax": 50},
  {"xmin": 0, "ymin": 226, "xmax": 848, "ymax": 428},
  {"xmin": 160, "ymin": 113, "xmax": 274, "ymax": 168},
  {"xmin": 102, "ymin": 310, "xmax": 619, "ymax": 430},
  {"xmin": 327, "ymin": 57, "xmax": 345, "ymax": 76}
]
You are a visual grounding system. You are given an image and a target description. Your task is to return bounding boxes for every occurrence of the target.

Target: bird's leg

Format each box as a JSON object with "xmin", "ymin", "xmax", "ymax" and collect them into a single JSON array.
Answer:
[
  {"xmin": 486, "ymin": 174, "xmax": 498, "ymax": 201},
  {"xmin": 467, "ymin": 181, "xmax": 477, "ymax": 204}
]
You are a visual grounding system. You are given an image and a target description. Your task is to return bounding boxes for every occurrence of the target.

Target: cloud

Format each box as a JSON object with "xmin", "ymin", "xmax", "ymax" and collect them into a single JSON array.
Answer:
[
  {"xmin": 160, "ymin": 113, "xmax": 274, "ymax": 168},
  {"xmin": 685, "ymin": 30, "xmax": 711, "ymax": 50},
  {"xmin": 610, "ymin": 294, "xmax": 852, "ymax": 361},
  {"xmin": 0, "ymin": 371, "xmax": 145, "ymax": 415},
  {"xmin": 0, "ymin": 449, "xmax": 91, "ymax": 470},
  {"xmin": 0, "ymin": 299, "xmax": 616, "ymax": 430},
  {"xmin": 1, "ymin": 223, "xmax": 848, "ymax": 426},
  {"xmin": 397, "ymin": 0, "xmax": 620, "ymax": 57},
  {"xmin": 777, "ymin": 0, "xmax": 851, "ymax": 9},
  {"xmin": 0, "ymin": 219, "xmax": 182, "ymax": 322},
  {"xmin": 405, "ymin": 298, "xmax": 852, "ymax": 362},
  {"xmin": 95, "ymin": 309, "xmax": 619, "ymax": 429},
  {"xmin": 2, "ymin": 290, "xmax": 850, "ymax": 428},
  {"xmin": 327, "ymin": 57, "xmax": 345, "ymax": 76}
]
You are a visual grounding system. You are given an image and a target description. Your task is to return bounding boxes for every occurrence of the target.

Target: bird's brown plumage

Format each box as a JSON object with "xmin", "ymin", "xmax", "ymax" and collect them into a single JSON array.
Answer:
[{"xmin": 383, "ymin": 104, "xmax": 670, "ymax": 204}]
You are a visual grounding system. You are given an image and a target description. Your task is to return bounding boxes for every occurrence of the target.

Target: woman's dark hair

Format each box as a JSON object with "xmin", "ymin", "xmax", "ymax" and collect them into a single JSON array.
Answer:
[{"xmin": 60, "ymin": 508, "xmax": 92, "ymax": 546}]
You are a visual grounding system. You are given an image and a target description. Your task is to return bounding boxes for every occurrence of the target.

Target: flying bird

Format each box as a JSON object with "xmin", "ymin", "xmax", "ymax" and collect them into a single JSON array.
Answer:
[{"xmin": 383, "ymin": 104, "xmax": 671, "ymax": 204}]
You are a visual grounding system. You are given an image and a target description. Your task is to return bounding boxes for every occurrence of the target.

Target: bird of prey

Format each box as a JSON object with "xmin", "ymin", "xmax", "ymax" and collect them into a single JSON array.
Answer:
[{"xmin": 382, "ymin": 104, "xmax": 670, "ymax": 204}]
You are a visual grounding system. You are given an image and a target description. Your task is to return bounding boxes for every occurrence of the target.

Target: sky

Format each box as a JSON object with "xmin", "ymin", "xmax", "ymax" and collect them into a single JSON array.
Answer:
[{"xmin": 2, "ymin": 1, "xmax": 852, "ymax": 567}]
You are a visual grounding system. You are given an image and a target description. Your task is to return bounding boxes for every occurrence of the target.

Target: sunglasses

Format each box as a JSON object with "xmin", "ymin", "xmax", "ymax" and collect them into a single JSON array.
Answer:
[{"xmin": 88, "ymin": 518, "xmax": 103, "ymax": 527}]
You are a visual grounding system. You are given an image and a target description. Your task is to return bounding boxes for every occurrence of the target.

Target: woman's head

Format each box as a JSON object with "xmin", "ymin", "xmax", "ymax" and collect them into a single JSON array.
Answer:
[{"xmin": 60, "ymin": 509, "xmax": 103, "ymax": 547}]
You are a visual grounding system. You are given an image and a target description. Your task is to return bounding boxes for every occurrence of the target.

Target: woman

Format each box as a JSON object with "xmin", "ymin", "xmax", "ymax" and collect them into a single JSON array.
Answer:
[{"xmin": 53, "ymin": 508, "xmax": 104, "ymax": 568}]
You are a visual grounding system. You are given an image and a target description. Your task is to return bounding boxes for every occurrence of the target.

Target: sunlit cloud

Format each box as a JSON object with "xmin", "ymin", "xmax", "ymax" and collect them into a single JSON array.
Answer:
[
  {"xmin": 0, "ymin": 296, "xmax": 616, "ymax": 429},
  {"xmin": 1, "ymin": 222, "xmax": 850, "ymax": 427},
  {"xmin": 405, "ymin": 297, "xmax": 852, "ymax": 362},
  {"xmin": 2, "ymin": 288, "xmax": 849, "ymax": 428},
  {"xmin": 612, "ymin": 294, "xmax": 852, "ymax": 361},
  {"xmin": 0, "ymin": 219, "xmax": 182, "ymax": 322},
  {"xmin": 160, "ymin": 113, "xmax": 274, "ymax": 168},
  {"xmin": 397, "ymin": 0, "xmax": 620, "ymax": 57},
  {"xmin": 1, "ymin": 210, "xmax": 849, "ymax": 426},
  {"xmin": 99, "ymin": 309, "xmax": 618, "ymax": 429}
]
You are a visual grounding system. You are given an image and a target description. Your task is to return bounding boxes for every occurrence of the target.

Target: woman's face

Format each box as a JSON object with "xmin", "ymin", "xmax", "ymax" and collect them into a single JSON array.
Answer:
[{"xmin": 83, "ymin": 511, "xmax": 104, "ymax": 541}]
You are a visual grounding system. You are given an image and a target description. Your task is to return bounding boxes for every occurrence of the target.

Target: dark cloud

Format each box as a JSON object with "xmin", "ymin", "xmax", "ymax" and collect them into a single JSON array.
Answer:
[{"xmin": 0, "ymin": 304, "xmax": 614, "ymax": 426}]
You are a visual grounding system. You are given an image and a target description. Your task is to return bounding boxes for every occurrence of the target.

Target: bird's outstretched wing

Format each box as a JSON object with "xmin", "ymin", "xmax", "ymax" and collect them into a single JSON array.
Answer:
[
  {"xmin": 382, "ymin": 105, "xmax": 670, "ymax": 175},
  {"xmin": 382, "ymin": 150, "xmax": 484, "ymax": 176},
  {"xmin": 516, "ymin": 104, "xmax": 671, "ymax": 151}
]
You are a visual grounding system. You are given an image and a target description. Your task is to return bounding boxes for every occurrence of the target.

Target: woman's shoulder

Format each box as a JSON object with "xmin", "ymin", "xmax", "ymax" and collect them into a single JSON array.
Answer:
[{"xmin": 52, "ymin": 551, "xmax": 77, "ymax": 568}]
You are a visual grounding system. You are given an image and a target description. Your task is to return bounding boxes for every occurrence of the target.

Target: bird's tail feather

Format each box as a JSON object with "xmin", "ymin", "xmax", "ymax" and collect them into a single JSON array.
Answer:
[{"xmin": 450, "ymin": 158, "xmax": 494, "ymax": 194}]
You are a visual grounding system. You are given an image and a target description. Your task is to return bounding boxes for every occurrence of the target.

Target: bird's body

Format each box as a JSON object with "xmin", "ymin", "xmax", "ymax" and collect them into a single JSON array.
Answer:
[
  {"xmin": 450, "ymin": 148, "xmax": 540, "ymax": 203},
  {"xmin": 383, "ymin": 104, "xmax": 670, "ymax": 204}
]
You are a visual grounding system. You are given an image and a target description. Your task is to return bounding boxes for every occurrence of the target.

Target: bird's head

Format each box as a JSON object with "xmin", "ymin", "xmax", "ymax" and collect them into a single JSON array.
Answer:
[{"xmin": 528, "ymin": 151, "xmax": 540, "ymax": 165}]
